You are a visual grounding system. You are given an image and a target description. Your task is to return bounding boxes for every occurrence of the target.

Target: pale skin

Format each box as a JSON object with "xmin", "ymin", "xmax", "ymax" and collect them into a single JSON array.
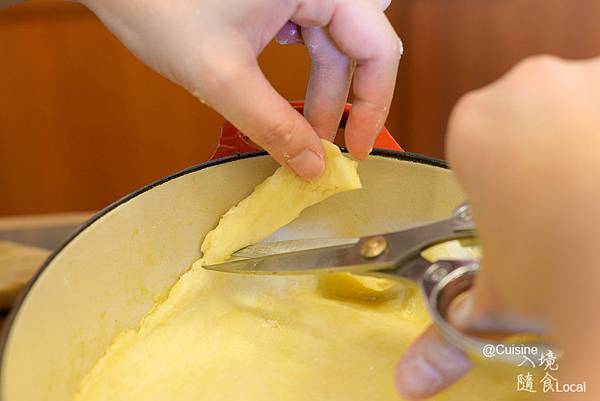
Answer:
[
  {"xmin": 4, "ymin": 0, "xmax": 400, "ymax": 178},
  {"xmin": 78, "ymin": 0, "xmax": 401, "ymax": 179},
  {"xmin": 397, "ymin": 56, "xmax": 600, "ymax": 401},
  {"xmin": 2, "ymin": 1, "xmax": 599, "ymax": 399}
]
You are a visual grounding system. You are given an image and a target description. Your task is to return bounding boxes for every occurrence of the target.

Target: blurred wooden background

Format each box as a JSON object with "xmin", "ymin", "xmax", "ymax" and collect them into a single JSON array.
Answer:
[{"xmin": 1, "ymin": 0, "xmax": 600, "ymax": 215}]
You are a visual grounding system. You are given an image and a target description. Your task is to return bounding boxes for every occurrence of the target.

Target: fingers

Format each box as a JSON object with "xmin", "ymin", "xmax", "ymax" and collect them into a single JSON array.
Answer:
[
  {"xmin": 327, "ymin": 0, "xmax": 402, "ymax": 159},
  {"xmin": 396, "ymin": 286, "xmax": 545, "ymax": 400},
  {"xmin": 300, "ymin": 0, "xmax": 393, "ymax": 143},
  {"xmin": 196, "ymin": 49, "xmax": 325, "ymax": 179},
  {"xmin": 277, "ymin": 22, "xmax": 352, "ymax": 142},
  {"xmin": 395, "ymin": 326, "xmax": 472, "ymax": 400},
  {"xmin": 291, "ymin": 0, "xmax": 401, "ymax": 159},
  {"xmin": 303, "ymin": 27, "xmax": 353, "ymax": 141}
]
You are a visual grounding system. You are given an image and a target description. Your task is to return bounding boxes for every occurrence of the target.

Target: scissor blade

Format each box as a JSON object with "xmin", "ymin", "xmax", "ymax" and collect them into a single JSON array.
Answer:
[
  {"xmin": 205, "ymin": 240, "xmax": 394, "ymax": 275},
  {"xmin": 204, "ymin": 218, "xmax": 474, "ymax": 277},
  {"xmin": 231, "ymin": 237, "xmax": 359, "ymax": 259}
]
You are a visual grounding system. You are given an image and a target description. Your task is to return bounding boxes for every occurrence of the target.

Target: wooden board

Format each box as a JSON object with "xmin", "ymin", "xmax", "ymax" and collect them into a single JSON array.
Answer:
[
  {"xmin": 0, "ymin": 240, "xmax": 51, "ymax": 309},
  {"xmin": 0, "ymin": 212, "xmax": 92, "ymax": 310}
]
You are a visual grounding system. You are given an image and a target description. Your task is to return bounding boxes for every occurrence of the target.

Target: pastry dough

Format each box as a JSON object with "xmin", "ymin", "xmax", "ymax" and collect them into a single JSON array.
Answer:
[
  {"xmin": 200, "ymin": 141, "xmax": 361, "ymax": 265},
  {"xmin": 74, "ymin": 141, "xmax": 528, "ymax": 401}
]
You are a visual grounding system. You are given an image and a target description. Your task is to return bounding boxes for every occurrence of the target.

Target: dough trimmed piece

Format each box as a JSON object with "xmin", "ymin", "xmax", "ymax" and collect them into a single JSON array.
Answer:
[{"xmin": 199, "ymin": 140, "xmax": 361, "ymax": 265}]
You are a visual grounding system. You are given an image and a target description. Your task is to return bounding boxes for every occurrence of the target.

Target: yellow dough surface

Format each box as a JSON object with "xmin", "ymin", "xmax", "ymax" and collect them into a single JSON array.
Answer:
[
  {"xmin": 74, "ymin": 142, "xmax": 532, "ymax": 401},
  {"xmin": 200, "ymin": 141, "xmax": 361, "ymax": 265}
]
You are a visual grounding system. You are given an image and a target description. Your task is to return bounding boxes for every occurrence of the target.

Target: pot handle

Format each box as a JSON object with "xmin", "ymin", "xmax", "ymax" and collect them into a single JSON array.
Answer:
[{"xmin": 211, "ymin": 101, "xmax": 403, "ymax": 160}]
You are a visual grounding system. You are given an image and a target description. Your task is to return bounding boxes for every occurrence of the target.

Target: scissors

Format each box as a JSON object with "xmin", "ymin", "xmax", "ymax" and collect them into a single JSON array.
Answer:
[{"xmin": 204, "ymin": 203, "xmax": 553, "ymax": 364}]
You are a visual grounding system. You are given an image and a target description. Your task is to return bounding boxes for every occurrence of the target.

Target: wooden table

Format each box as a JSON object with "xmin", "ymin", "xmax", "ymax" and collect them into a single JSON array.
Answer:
[{"xmin": 0, "ymin": 212, "xmax": 93, "ymax": 317}]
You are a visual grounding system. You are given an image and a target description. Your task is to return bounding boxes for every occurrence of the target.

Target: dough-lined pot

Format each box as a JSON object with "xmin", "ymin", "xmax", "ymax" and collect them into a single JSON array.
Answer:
[
  {"xmin": 0, "ymin": 150, "xmax": 465, "ymax": 400},
  {"xmin": 0, "ymin": 104, "xmax": 467, "ymax": 400}
]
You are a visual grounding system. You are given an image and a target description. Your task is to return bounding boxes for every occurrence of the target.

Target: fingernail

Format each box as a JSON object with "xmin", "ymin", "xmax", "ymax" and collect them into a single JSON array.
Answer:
[
  {"xmin": 287, "ymin": 149, "xmax": 325, "ymax": 179},
  {"xmin": 276, "ymin": 22, "xmax": 303, "ymax": 45},
  {"xmin": 352, "ymin": 145, "xmax": 374, "ymax": 160},
  {"xmin": 395, "ymin": 331, "xmax": 473, "ymax": 399},
  {"xmin": 395, "ymin": 355, "xmax": 444, "ymax": 400}
]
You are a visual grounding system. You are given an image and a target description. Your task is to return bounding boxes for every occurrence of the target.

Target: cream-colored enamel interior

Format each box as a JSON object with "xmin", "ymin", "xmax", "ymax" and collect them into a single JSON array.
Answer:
[{"xmin": 1, "ymin": 155, "xmax": 516, "ymax": 401}]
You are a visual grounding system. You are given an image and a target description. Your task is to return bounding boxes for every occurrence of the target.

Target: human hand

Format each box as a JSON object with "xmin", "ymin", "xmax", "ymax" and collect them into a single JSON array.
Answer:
[
  {"xmin": 396, "ymin": 55, "xmax": 600, "ymax": 400},
  {"xmin": 79, "ymin": 0, "xmax": 402, "ymax": 179}
]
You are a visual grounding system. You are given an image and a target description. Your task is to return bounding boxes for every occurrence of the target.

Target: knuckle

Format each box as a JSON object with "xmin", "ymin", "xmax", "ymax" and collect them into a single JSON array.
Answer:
[
  {"xmin": 380, "ymin": 34, "xmax": 404, "ymax": 62},
  {"xmin": 305, "ymin": 31, "xmax": 349, "ymax": 67},
  {"xmin": 451, "ymin": 91, "xmax": 485, "ymax": 128},
  {"xmin": 187, "ymin": 46, "xmax": 246, "ymax": 96},
  {"xmin": 370, "ymin": 30, "xmax": 403, "ymax": 63},
  {"xmin": 506, "ymin": 55, "xmax": 571, "ymax": 105},
  {"xmin": 255, "ymin": 119, "xmax": 295, "ymax": 149},
  {"xmin": 512, "ymin": 55, "xmax": 565, "ymax": 79},
  {"xmin": 391, "ymin": 36, "xmax": 404, "ymax": 61},
  {"xmin": 295, "ymin": 1, "xmax": 331, "ymax": 27},
  {"xmin": 311, "ymin": 56, "xmax": 350, "ymax": 72},
  {"xmin": 201, "ymin": 62, "xmax": 240, "ymax": 92},
  {"xmin": 446, "ymin": 91, "xmax": 487, "ymax": 159}
]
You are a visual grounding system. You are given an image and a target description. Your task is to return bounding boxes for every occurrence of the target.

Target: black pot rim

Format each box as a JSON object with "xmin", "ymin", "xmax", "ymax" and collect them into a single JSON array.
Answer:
[{"xmin": 0, "ymin": 148, "xmax": 447, "ymax": 395}]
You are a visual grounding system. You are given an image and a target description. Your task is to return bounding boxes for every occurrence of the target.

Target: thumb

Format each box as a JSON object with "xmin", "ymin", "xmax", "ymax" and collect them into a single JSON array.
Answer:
[
  {"xmin": 196, "ymin": 54, "xmax": 325, "ymax": 179},
  {"xmin": 395, "ymin": 325, "xmax": 472, "ymax": 400},
  {"xmin": 394, "ymin": 293, "xmax": 501, "ymax": 401},
  {"xmin": 395, "ymin": 289, "xmax": 543, "ymax": 400}
]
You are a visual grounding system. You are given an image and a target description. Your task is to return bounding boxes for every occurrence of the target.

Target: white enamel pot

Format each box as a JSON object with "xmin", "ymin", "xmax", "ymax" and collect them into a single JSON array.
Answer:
[{"xmin": 0, "ymin": 104, "xmax": 465, "ymax": 401}]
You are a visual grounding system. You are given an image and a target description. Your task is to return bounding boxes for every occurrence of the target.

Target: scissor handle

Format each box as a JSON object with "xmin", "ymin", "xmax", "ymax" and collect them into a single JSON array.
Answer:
[
  {"xmin": 381, "ymin": 202, "xmax": 556, "ymax": 364},
  {"xmin": 418, "ymin": 258, "xmax": 556, "ymax": 364},
  {"xmin": 451, "ymin": 202, "xmax": 474, "ymax": 232}
]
